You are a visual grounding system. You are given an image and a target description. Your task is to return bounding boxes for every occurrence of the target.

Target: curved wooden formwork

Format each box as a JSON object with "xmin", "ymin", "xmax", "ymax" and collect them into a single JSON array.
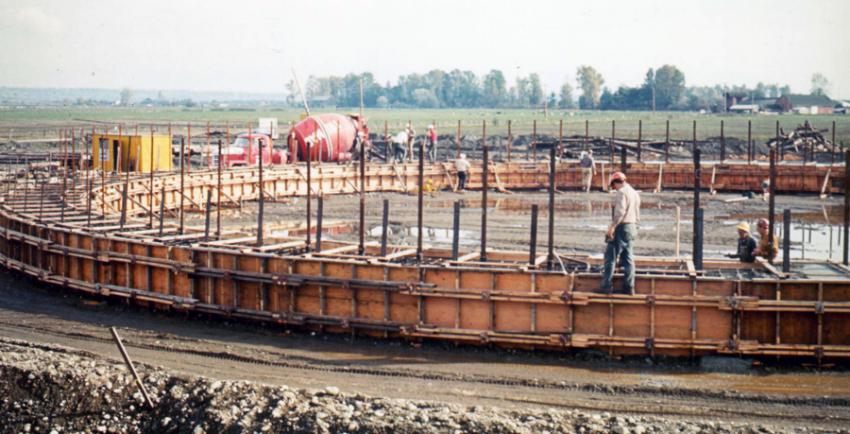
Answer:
[{"xmin": 0, "ymin": 159, "xmax": 848, "ymax": 361}]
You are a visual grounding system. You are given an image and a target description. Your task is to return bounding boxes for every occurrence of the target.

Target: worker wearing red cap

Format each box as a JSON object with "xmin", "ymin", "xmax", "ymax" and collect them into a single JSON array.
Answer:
[{"xmin": 599, "ymin": 171, "xmax": 641, "ymax": 295}]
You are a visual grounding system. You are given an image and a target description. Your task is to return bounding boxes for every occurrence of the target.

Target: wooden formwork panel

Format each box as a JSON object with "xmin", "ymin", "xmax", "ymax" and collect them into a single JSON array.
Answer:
[
  {"xmin": 494, "ymin": 300, "xmax": 532, "ymax": 332},
  {"xmin": 459, "ymin": 299, "xmax": 490, "ymax": 330},
  {"xmin": 613, "ymin": 305, "xmax": 651, "ymax": 338},
  {"xmin": 536, "ymin": 304, "xmax": 571, "ymax": 333},
  {"xmin": 696, "ymin": 307, "xmax": 731, "ymax": 340},
  {"xmin": 171, "ymin": 248, "xmax": 192, "ymax": 298},
  {"xmin": 823, "ymin": 283, "xmax": 850, "ymax": 302},
  {"xmin": 150, "ymin": 245, "xmax": 170, "ymax": 295},
  {"xmin": 741, "ymin": 312, "xmax": 777, "ymax": 344},
  {"xmin": 824, "ymin": 314, "xmax": 850, "ymax": 345},
  {"xmin": 573, "ymin": 304, "xmax": 610, "ymax": 335},
  {"xmin": 653, "ymin": 306, "xmax": 692, "ymax": 340},
  {"xmin": 780, "ymin": 313, "xmax": 818, "ymax": 345}
]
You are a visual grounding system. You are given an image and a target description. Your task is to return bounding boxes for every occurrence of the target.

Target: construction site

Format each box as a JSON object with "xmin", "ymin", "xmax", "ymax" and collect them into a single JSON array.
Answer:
[{"xmin": 0, "ymin": 112, "xmax": 847, "ymax": 433}]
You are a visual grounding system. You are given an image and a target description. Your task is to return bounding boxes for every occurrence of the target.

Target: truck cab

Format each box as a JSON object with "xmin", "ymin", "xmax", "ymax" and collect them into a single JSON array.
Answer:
[{"xmin": 205, "ymin": 133, "xmax": 286, "ymax": 168}]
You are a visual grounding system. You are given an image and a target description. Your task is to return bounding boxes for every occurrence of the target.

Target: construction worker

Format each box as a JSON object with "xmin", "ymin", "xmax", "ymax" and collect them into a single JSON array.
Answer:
[
  {"xmin": 726, "ymin": 222, "xmax": 757, "ymax": 263},
  {"xmin": 405, "ymin": 123, "xmax": 416, "ymax": 162},
  {"xmin": 455, "ymin": 153, "xmax": 470, "ymax": 191},
  {"xmin": 427, "ymin": 124, "xmax": 438, "ymax": 163},
  {"xmin": 579, "ymin": 149, "xmax": 596, "ymax": 193},
  {"xmin": 392, "ymin": 130, "xmax": 408, "ymax": 163},
  {"xmin": 599, "ymin": 171, "xmax": 641, "ymax": 295},
  {"xmin": 753, "ymin": 218, "xmax": 779, "ymax": 261}
]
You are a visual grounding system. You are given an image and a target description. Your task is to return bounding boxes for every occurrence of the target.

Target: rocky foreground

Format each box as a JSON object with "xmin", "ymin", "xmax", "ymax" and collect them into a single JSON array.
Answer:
[{"xmin": 0, "ymin": 338, "xmax": 835, "ymax": 434}]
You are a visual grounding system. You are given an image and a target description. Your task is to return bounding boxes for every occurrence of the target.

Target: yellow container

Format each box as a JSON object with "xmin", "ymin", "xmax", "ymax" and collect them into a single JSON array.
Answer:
[{"xmin": 92, "ymin": 134, "xmax": 172, "ymax": 173}]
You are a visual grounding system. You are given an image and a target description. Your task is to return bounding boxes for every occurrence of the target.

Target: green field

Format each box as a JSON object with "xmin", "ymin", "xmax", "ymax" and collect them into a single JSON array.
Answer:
[{"xmin": 1, "ymin": 107, "xmax": 848, "ymax": 143}]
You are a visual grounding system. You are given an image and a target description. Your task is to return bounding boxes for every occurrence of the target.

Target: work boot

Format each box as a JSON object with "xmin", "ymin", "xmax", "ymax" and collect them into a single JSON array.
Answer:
[
  {"xmin": 591, "ymin": 287, "xmax": 613, "ymax": 294},
  {"xmin": 617, "ymin": 287, "xmax": 636, "ymax": 296}
]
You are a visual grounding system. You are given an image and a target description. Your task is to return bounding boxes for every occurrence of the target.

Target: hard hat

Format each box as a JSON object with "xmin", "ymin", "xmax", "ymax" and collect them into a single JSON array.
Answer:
[
  {"xmin": 736, "ymin": 222, "xmax": 750, "ymax": 232},
  {"xmin": 460, "ymin": 153, "xmax": 467, "ymax": 159},
  {"xmin": 757, "ymin": 218, "xmax": 769, "ymax": 228},
  {"xmin": 609, "ymin": 171, "xmax": 626, "ymax": 185},
  {"xmin": 428, "ymin": 124, "xmax": 434, "ymax": 129}
]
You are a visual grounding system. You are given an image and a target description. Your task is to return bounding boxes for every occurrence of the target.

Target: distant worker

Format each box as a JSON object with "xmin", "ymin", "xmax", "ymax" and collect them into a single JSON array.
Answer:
[
  {"xmin": 753, "ymin": 218, "xmax": 779, "ymax": 262},
  {"xmin": 392, "ymin": 130, "xmax": 408, "ymax": 163},
  {"xmin": 427, "ymin": 124, "xmax": 438, "ymax": 163},
  {"xmin": 405, "ymin": 123, "xmax": 416, "ymax": 162},
  {"xmin": 761, "ymin": 178, "xmax": 770, "ymax": 201},
  {"xmin": 455, "ymin": 153, "xmax": 471, "ymax": 192},
  {"xmin": 726, "ymin": 222, "xmax": 757, "ymax": 263},
  {"xmin": 599, "ymin": 171, "xmax": 641, "ymax": 295},
  {"xmin": 579, "ymin": 150, "xmax": 596, "ymax": 193}
]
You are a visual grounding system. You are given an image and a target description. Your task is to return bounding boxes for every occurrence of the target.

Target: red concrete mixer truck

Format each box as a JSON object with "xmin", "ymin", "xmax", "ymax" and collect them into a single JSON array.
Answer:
[
  {"xmin": 287, "ymin": 113, "xmax": 370, "ymax": 162},
  {"xmin": 204, "ymin": 132, "xmax": 287, "ymax": 168}
]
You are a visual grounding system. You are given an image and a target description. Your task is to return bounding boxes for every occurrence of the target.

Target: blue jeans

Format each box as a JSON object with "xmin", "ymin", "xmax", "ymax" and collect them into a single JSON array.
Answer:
[{"xmin": 601, "ymin": 223, "xmax": 636, "ymax": 294}]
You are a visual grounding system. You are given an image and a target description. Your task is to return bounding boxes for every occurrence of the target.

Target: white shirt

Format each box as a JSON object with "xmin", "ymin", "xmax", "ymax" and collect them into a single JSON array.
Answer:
[{"xmin": 612, "ymin": 183, "xmax": 641, "ymax": 225}]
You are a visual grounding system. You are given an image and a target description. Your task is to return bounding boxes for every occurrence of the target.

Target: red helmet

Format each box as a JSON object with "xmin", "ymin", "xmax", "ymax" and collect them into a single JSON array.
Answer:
[{"xmin": 609, "ymin": 171, "xmax": 626, "ymax": 185}]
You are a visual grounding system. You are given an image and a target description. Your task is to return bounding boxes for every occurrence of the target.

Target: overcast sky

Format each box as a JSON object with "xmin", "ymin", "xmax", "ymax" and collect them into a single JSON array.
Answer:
[{"xmin": 1, "ymin": 0, "xmax": 848, "ymax": 98}]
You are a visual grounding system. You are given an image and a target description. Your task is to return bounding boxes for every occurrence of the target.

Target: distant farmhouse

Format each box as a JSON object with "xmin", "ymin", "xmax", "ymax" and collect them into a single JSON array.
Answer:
[
  {"xmin": 726, "ymin": 92, "xmax": 844, "ymax": 114},
  {"xmin": 775, "ymin": 94, "xmax": 836, "ymax": 114}
]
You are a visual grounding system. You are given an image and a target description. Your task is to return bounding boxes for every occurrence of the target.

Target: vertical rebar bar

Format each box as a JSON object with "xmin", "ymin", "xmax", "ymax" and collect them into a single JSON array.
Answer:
[
  {"xmin": 532, "ymin": 120, "xmax": 537, "ymax": 161},
  {"xmin": 769, "ymin": 149, "xmax": 777, "ymax": 262},
  {"xmin": 832, "ymin": 120, "xmax": 836, "ymax": 167},
  {"xmin": 306, "ymin": 137, "xmax": 312, "ymax": 251},
  {"xmin": 782, "ymin": 209, "xmax": 791, "ymax": 273},
  {"xmin": 694, "ymin": 208, "xmax": 704, "ymax": 270},
  {"xmin": 417, "ymin": 123, "xmax": 425, "ymax": 262},
  {"xmin": 380, "ymin": 199, "xmax": 389, "ymax": 257},
  {"xmin": 149, "ymin": 125, "xmax": 155, "ymax": 228},
  {"xmin": 217, "ymin": 138, "xmax": 222, "ymax": 239},
  {"xmin": 359, "ymin": 127, "xmax": 366, "ymax": 255},
  {"xmin": 547, "ymin": 138, "xmax": 556, "ymax": 270},
  {"xmin": 257, "ymin": 133, "xmax": 264, "ymax": 247},
  {"xmin": 158, "ymin": 184, "xmax": 165, "ymax": 236},
  {"xmin": 204, "ymin": 189, "xmax": 212, "ymax": 240},
  {"xmin": 637, "ymin": 120, "xmax": 642, "ymax": 162},
  {"xmin": 179, "ymin": 137, "xmax": 185, "ymax": 234},
  {"xmin": 665, "ymin": 120, "xmax": 670, "ymax": 163},
  {"xmin": 480, "ymin": 121, "xmax": 488, "ymax": 262},
  {"xmin": 451, "ymin": 201, "xmax": 461, "ymax": 260},
  {"xmin": 529, "ymin": 204, "xmax": 538, "ymax": 265},
  {"xmin": 747, "ymin": 119, "xmax": 753, "ymax": 164},
  {"xmin": 720, "ymin": 120, "xmax": 726, "ymax": 163},
  {"xmin": 610, "ymin": 120, "xmax": 615, "ymax": 164},
  {"xmin": 693, "ymin": 149, "xmax": 701, "ymax": 261},
  {"xmin": 844, "ymin": 150, "xmax": 850, "ymax": 265},
  {"xmin": 316, "ymin": 196, "xmax": 323, "ymax": 252}
]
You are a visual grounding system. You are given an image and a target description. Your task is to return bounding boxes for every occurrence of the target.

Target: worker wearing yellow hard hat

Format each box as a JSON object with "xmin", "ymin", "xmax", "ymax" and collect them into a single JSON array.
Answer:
[{"xmin": 727, "ymin": 221, "xmax": 757, "ymax": 263}]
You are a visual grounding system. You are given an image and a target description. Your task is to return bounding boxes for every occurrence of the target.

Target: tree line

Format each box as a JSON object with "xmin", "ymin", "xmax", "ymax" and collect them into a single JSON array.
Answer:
[{"xmin": 286, "ymin": 66, "xmax": 814, "ymax": 112}]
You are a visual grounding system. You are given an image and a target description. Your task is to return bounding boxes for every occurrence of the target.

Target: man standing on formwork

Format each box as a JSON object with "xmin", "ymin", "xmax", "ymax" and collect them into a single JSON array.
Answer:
[
  {"xmin": 427, "ymin": 124, "xmax": 438, "ymax": 163},
  {"xmin": 392, "ymin": 130, "xmax": 408, "ymax": 163},
  {"xmin": 579, "ymin": 149, "xmax": 596, "ymax": 193},
  {"xmin": 455, "ymin": 153, "xmax": 470, "ymax": 192},
  {"xmin": 598, "ymin": 171, "xmax": 641, "ymax": 295},
  {"xmin": 405, "ymin": 123, "xmax": 416, "ymax": 162}
]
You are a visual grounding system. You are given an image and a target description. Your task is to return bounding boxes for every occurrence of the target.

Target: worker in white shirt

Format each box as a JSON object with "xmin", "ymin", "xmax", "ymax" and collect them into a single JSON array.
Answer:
[
  {"xmin": 598, "ymin": 171, "xmax": 641, "ymax": 295},
  {"xmin": 455, "ymin": 153, "xmax": 471, "ymax": 191}
]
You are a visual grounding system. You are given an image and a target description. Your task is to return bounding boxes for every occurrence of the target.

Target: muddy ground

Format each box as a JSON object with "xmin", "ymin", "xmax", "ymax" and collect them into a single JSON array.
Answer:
[{"xmin": 185, "ymin": 189, "xmax": 845, "ymax": 262}]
